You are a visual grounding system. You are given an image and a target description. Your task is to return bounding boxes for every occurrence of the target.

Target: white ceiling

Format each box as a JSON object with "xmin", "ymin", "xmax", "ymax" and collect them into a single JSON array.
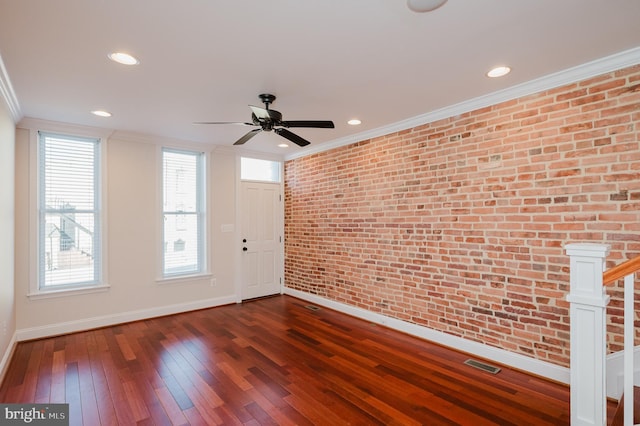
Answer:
[{"xmin": 1, "ymin": 0, "xmax": 639, "ymax": 157}]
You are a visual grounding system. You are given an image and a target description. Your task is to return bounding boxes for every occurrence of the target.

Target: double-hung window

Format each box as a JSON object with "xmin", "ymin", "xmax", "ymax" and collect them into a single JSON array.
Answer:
[
  {"xmin": 162, "ymin": 148, "xmax": 205, "ymax": 277},
  {"xmin": 38, "ymin": 132, "xmax": 102, "ymax": 290}
]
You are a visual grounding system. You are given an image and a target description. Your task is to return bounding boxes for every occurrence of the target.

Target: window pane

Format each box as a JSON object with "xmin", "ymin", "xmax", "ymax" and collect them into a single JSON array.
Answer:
[
  {"xmin": 162, "ymin": 149, "xmax": 204, "ymax": 277},
  {"xmin": 163, "ymin": 213, "xmax": 199, "ymax": 275},
  {"xmin": 163, "ymin": 151, "xmax": 198, "ymax": 212},
  {"xmin": 42, "ymin": 212, "xmax": 96, "ymax": 287},
  {"xmin": 39, "ymin": 132, "xmax": 101, "ymax": 289},
  {"xmin": 241, "ymin": 157, "xmax": 280, "ymax": 182},
  {"xmin": 43, "ymin": 136, "xmax": 96, "ymax": 210}
]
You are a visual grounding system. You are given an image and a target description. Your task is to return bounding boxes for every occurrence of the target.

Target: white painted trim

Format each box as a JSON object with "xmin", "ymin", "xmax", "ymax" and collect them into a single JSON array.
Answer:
[
  {"xmin": 566, "ymin": 243, "xmax": 610, "ymax": 426},
  {"xmin": 231, "ymin": 145, "xmax": 285, "ymax": 162},
  {"xmin": 110, "ymin": 129, "xmax": 216, "ymax": 153},
  {"xmin": 26, "ymin": 126, "xmax": 111, "ymax": 297},
  {"xmin": 15, "ymin": 295, "xmax": 237, "ymax": 342},
  {"xmin": 234, "ymin": 154, "xmax": 243, "ymax": 303},
  {"xmin": 18, "ymin": 118, "xmax": 113, "ymax": 140},
  {"xmin": 156, "ymin": 273, "xmax": 213, "ymax": 285},
  {"xmin": 0, "ymin": 332, "xmax": 17, "ymax": 386},
  {"xmin": 27, "ymin": 284, "xmax": 110, "ymax": 300},
  {"xmin": 286, "ymin": 46, "xmax": 640, "ymax": 161},
  {"xmin": 0, "ymin": 53, "xmax": 21, "ymax": 123},
  {"xmin": 606, "ymin": 346, "xmax": 640, "ymax": 400},
  {"xmin": 284, "ymin": 287, "xmax": 569, "ymax": 384}
]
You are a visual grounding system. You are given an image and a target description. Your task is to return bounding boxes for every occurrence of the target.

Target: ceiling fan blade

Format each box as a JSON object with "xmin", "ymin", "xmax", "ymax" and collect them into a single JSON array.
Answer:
[
  {"xmin": 280, "ymin": 120, "xmax": 335, "ymax": 129},
  {"xmin": 233, "ymin": 128, "xmax": 262, "ymax": 145},
  {"xmin": 274, "ymin": 128, "xmax": 311, "ymax": 147},
  {"xmin": 194, "ymin": 121, "xmax": 254, "ymax": 126},
  {"xmin": 249, "ymin": 105, "xmax": 282, "ymax": 122}
]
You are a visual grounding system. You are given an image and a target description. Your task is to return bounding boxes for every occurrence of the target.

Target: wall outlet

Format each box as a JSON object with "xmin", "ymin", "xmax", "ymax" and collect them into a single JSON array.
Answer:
[{"xmin": 210, "ymin": 278, "xmax": 217, "ymax": 287}]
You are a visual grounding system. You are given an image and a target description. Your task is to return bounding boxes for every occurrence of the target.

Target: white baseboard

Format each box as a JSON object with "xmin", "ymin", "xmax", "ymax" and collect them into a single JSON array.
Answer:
[
  {"xmin": 15, "ymin": 295, "xmax": 238, "ymax": 342},
  {"xmin": 606, "ymin": 347, "xmax": 640, "ymax": 400},
  {"xmin": 0, "ymin": 332, "xmax": 17, "ymax": 386},
  {"xmin": 284, "ymin": 287, "xmax": 570, "ymax": 385}
]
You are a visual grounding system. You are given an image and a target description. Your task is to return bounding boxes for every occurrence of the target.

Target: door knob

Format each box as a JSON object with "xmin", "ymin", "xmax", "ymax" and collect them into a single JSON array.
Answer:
[
  {"xmin": 243, "ymin": 247, "xmax": 248, "ymax": 251},
  {"xmin": 242, "ymin": 239, "xmax": 247, "ymax": 243}
]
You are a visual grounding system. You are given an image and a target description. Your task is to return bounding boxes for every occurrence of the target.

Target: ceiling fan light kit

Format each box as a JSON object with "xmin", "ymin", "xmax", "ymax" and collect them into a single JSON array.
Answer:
[
  {"xmin": 196, "ymin": 94, "xmax": 334, "ymax": 147},
  {"xmin": 407, "ymin": 0, "xmax": 448, "ymax": 13}
]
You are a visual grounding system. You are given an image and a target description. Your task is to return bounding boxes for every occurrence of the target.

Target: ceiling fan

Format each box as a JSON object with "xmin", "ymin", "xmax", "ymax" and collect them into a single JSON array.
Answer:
[{"xmin": 195, "ymin": 93, "xmax": 335, "ymax": 147}]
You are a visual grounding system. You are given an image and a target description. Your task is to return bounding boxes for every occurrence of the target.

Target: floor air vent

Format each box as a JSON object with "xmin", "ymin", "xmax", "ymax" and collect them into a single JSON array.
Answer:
[
  {"xmin": 305, "ymin": 305, "xmax": 321, "ymax": 311},
  {"xmin": 464, "ymin": 359, "xmax": 501, "ymax": 374}
]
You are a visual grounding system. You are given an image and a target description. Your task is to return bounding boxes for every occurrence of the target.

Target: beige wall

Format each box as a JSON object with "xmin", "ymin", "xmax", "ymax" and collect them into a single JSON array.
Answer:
[
  {"xmin": 14, "ymin": 126, "xmax": 240, "ymax": 336},
  {"xmin": 0, "ymin": 99, "xmax": 15, "ymax": 378}
]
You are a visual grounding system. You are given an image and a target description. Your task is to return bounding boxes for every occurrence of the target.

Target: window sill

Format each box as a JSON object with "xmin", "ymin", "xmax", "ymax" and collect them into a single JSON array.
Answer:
[
  {"xmin": 156, "ymin": 273, "xmax": 213, "ymax": 286},
  {"xmin": 28, "ymin": 284, "xmax": 111, "ymax": 300}
]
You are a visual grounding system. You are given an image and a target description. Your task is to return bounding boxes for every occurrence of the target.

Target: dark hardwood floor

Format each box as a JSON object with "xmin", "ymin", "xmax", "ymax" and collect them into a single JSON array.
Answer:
[{"xmin": 0, "ymin": 295, "xmax": 612, "ymax": 425}]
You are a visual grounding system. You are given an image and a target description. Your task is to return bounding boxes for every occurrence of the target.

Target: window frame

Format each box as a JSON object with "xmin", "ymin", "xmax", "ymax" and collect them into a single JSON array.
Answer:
[
  {"xmin": 160, "ymin": 147, "xmax": 207, "ymax": 279},
  {"xmin": 240, "ymin": 157, "xmax": 282, "ymax": 183},
  {"xmin": 28, "ymin": 125, "xmax": 110, "ymax": 299}
]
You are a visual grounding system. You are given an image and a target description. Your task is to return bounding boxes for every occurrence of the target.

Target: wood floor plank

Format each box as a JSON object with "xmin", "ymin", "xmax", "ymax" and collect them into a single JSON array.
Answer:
[
  {"xmin": 2, "ymin": 294, "xmax": 617, "ymax": 425},
  {"xmin": 121, "ymin": 379, "xmax": 152, "ymax": 422},
  {"xmin": 34, "ymin": 339, "xmax": 54, "ymax": 403},
  {"xmin": 65, "ymin": 362, "xmax": 83, "ymax": 425},
  {"xmin": 114, "ymin": 333, "xmax": 137, "ymax": 362},
  {"xmin": 50, "ymin": 349, "xmax": 66, "ymax": 403},
  {"xmin": 155, "ymin": 385, "xmax": 190, "ymax": 426},
  {"xmin": 160, "ymin": 374, "xmax": 194, "ymax": 412},
  {"xmin": 18, "ymin": 340, "xmax": 43, "ymax": 402},
  {"xmin": 99, "ymin": 351, "xmax": 138, "ymax": 425},
  {"xmin": 2, "ymin": 342, "xmax": 30, "ymax": 389},
  {"xmin": 244, "ymin": 384, "xmax": 310, "ymax": 426},
  {"xmin": 74, "ymin": 333, "xmax": 100, "ymax": 426},
  {"xmin": 215, "ymin": 361, "xmax": 253, "ymax": 391},
  {"xmin": 288, "ymin": 373, "xmax": 391, "ymax": 426},
  {"xmin": 283, "ymin": 386, "xmax": 354, "ymax": 425},
  {"xmin": 86, "ymin": 334, "xmax": 118, "ymax": 425},
  {"xmin": 182, "ymin": 406, "xmax": 208, "ymax": 426}
]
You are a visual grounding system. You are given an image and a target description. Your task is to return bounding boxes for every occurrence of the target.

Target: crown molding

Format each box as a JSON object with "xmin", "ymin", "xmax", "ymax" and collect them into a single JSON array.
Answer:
[
  {"xmin": 286, "ymin": 46, "xmax": 640, "ymax": 161},
  {"xmin": 108, "ymin": 129, "xmax": 215, "ymax": 152},
  {"xmin": 0, "ymin": 53, "xmax": 21, "ymax": 123},
  {"xmin": 18, "ymin": 117, "xmax": 114, "ymax": 140}
]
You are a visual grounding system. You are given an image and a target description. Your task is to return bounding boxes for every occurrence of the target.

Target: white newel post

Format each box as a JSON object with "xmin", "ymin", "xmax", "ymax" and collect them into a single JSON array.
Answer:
[{"xmin": 565, "ymin": 243, "xmax": 611, "ymax": 426}]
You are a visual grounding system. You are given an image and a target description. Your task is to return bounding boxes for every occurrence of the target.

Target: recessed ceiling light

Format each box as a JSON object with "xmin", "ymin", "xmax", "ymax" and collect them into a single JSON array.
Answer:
[
  {"xmin": 407, "ymin": 0, "xmax": 447, "ymax": 12},
  {"xmin": 278, "ymin": 143, "xmax": 289, "ymax": 148},
  {"xmin": 487, "ymin": 66, "xmax": 511, "ymax": 78},
  {"xmin": 348, "ymin": 119, "xmax": 362, "ymax": 126},
  {"xmin": 91, "ymin": 110, "xmax": 112, "ymax": 117},
  {"xmin": 108, "ymin": 52, "xmax": 139, "ymax": 65}
]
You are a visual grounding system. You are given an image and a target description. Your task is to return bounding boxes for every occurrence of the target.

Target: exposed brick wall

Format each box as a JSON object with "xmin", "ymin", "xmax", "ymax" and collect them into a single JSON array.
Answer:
[{"xmin": 284, "ymin": 65, "xmax": 640, "ymax": 367}]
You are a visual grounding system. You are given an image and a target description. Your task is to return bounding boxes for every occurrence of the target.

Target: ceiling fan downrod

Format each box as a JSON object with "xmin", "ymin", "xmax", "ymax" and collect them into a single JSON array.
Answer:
[{"xmin": 258, "ymin": 93, "xmax": 276, "ymax": 109}]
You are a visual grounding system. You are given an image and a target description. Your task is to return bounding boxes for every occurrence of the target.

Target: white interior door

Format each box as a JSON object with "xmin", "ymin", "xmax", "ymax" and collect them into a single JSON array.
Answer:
[{"xmin": 240, "ymin": 181, "xmax": 282, "ymax": 300}]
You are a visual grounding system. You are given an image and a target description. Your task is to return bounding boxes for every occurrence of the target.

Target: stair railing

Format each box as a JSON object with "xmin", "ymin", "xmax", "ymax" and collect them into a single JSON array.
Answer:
[
  {"xmin": 566, "ymin": 243, "xmax": 639, "ymax": 426},
  {"xmin": 603, "ymin": 254, "xmax": 640, "ymax": 426}
]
